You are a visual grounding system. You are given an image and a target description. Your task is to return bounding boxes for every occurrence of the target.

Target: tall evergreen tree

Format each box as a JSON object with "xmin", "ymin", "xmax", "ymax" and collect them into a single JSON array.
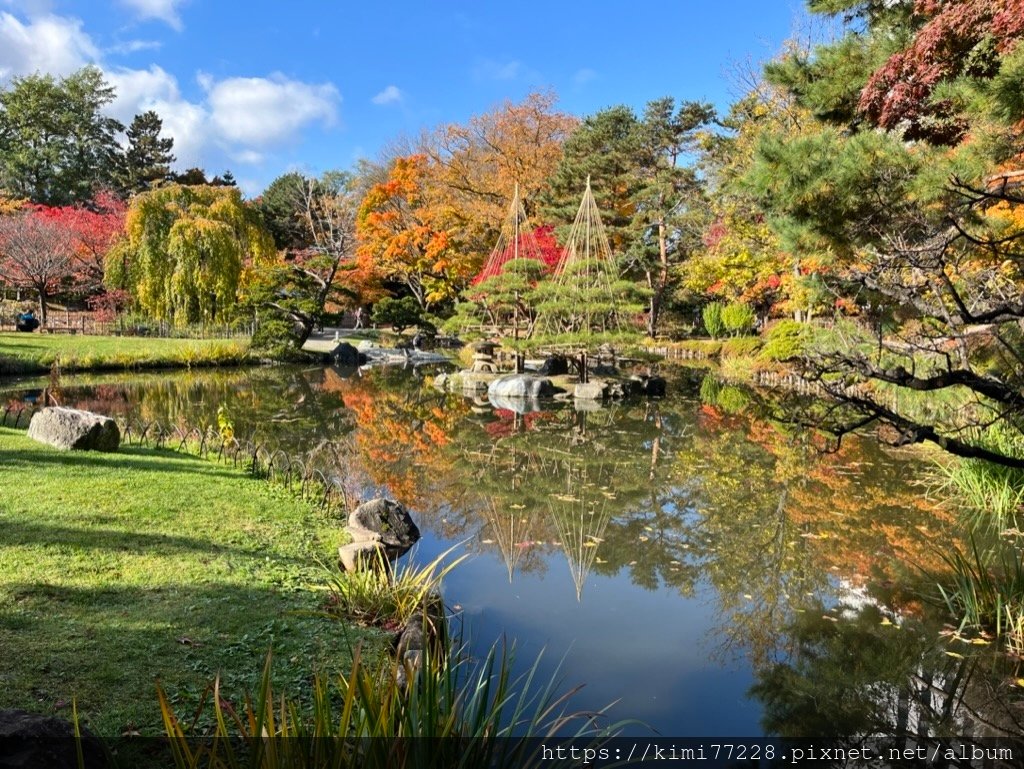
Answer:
[
  {"xmin": 120, "ymin": 110, "xmax": 174, "ymax": 194},
  {"xmin": 0, "ymin": 66, "xmax": 123, "ymax": 205}
]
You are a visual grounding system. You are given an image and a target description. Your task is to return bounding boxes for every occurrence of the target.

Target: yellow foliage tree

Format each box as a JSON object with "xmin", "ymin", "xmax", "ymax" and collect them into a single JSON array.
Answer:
[{"xmin": 118, "ymin": 184, "xmax": 276, "ymax": 326}]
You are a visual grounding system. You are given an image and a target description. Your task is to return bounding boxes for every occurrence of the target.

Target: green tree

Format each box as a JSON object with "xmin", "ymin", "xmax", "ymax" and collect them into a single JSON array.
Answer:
[
  {"xmin": 255, "ymin": 171, "xmax": 311, "ymax": 251},
  {"xmin": 629, "ymin": 98, "xmax": 715, "ymax": 336},
  {"xmin": 120, "ymin": 184, "xmax": 275, "ymax": 326},
  {"xmin": 541, "ymin": 105, "xmax": 641, "ymax": 254},
  {"xmin": 737, "ymin": 1, "xmax": 1024, "ymax": 468},
  {"xmin": 119, "ymin": 110, "xmax": 175, "ymax": 195},
  {"xmin": 541, "ymin": 98, "xmax": 713, "ymax": 337},
  {"xmin": 0, "ymin": 66, "xmax": 124, "ymax": 205},
  {"xmin": 251, "ymin": 171, "xmax": 363, "ymax": 346}
]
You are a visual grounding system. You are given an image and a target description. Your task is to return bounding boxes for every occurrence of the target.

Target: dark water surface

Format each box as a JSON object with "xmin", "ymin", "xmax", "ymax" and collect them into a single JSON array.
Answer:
[{"xmin": 5, "ymin": 364, "xmax": 1023, "ymax": 740}]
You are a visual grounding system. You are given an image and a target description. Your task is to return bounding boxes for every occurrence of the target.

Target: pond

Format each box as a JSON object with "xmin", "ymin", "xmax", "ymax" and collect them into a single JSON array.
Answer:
[{"xmin": 4, "ymin": 363, "xmax": 1023, "ymax": 741}]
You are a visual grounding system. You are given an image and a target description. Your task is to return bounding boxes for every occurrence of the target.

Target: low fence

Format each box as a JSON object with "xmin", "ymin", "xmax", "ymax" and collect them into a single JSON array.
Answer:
[
  {"xmin": 0, "ymin": 309, "xmax": 251, "ymax": 338},
  {"xmin": 1, "ymin": 406, "xmax": 351, "ymax": 517}
]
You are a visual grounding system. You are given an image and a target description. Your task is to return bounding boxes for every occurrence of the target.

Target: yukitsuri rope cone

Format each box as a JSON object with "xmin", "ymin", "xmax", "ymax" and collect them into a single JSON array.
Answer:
[
  {"xmin": 533, "ymin": 176, "xmax": 635, "ymax": 344},
  {"xmin": 474, "ymin": 183, "xmax": 547, "ymax": 284}
]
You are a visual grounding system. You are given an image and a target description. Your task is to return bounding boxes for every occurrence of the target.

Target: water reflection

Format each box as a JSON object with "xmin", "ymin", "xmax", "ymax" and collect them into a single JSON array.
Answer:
[{"xmin": 4, "ymin": 365, "xmax": 1023, "ymax": 738}]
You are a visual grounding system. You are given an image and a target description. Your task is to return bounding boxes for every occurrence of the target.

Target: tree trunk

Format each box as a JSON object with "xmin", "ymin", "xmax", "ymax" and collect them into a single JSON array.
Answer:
[
  {"xmin": 647, "ymin": 219, "xmax": 670, "ymax": 338},
  {"xmin": 37, "ymin": 287, "xmax": 48, "ymax": 326}
]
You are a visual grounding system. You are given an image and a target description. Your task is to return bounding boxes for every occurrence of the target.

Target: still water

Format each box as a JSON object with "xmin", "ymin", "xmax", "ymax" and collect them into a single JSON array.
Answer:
[{"xmin": 4, "ymin": 364, "xmax": 1023, "ymax": 739}]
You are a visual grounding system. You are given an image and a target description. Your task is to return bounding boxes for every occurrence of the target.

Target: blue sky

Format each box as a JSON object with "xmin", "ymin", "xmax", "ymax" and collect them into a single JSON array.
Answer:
[{"xmin": 0, "ymin": 0, "xmax": 807, "ymax": 195}]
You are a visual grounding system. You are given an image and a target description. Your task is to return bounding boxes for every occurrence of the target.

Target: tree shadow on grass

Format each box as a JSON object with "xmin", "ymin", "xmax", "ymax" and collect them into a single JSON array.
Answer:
[
  {"xmin": 3, "ymin": 519, "xmax": 258, "ymax": 559},
  {"xmin": 0, "ymin": 579, "xmax": 381, "ymax": 764},
  {"xmin": 0, "ymin": 444, "xmax": 258, "ymax": 481}
]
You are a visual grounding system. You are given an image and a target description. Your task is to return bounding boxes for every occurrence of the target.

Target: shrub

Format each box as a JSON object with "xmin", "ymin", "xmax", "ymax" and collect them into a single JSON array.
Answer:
[
  {"xmin": 252, "ymin": 317, "xmax": 305, "ymax": 361},
  {"xmin": 721, "ymin": 302, "xmax": 756, "ymax": 336},
  {"xmin": 701, "ymin": 302, "xmax": 725, "ymax": 339},
  {"xmin": 327, "ymin": 546, "xmax": 466, "ymax": 629},
  {"xmin": 372, "ymin": 296, "xmax": 424, "ymax": 333},
  {"xmin": 760, "ymin": 319, "xmax": 811, "ymax": 361},
  {"xmin": 721, "ymin": 336, "xmax": 763, "ymax": 358}
]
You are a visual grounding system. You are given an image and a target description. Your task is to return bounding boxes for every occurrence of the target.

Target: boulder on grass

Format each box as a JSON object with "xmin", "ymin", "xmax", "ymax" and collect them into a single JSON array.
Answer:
[
  {"xmin": 27, "ymin": 407, "xmax": 120, "ymax": 452},
  {"xmin": 487, "ymin": 374, "xmax": 554, "ymax": 400},
  {"xmin": 0, "ymin": 709, "xmax": 107, "ymax": 769},
  {"xmin": 348, "ymin": 498, "xmax": 421, "ymax": 555}
]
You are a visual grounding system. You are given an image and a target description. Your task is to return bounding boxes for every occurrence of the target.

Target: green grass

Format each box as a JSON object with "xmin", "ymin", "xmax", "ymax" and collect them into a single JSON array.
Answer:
[
  {"xmin": 0, "ymin": 426, "xmax": 383, "ymax": 736},
  {"xmin": 0, "ymin": 332, "xmax": 252, "ymax": 375}
]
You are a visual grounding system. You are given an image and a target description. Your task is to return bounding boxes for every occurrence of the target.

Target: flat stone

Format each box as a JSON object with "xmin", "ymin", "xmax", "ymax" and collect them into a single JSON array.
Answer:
[{"xmin": 27, "ymin": 407, "xmax": 120, "ymax": 452}]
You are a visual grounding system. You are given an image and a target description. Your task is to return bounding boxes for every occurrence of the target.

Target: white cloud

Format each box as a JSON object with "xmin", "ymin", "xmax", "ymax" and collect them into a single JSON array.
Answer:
[
  {"xmin": 371, "ymin": 85, "xmax": 402, "ymax": 106},
  {"xmin": 0, "ymin": 11, "xmax": 98, "ymax": 79},
  {"xmin": 118, "ymin": 0, "xmax": 187, "ymax": 31},
  {"xmin": 205, "ymin": 74, "xmax": 339, "ymax": 147},
  {"xmin": 0, "ymin": 7, "xmax": 342, "ymax": 173},
  {"xmin": 104, "ymin": 65, "xmax": 209, "ymax": 167},
  {"xmin": 0, "ymin": 1, "xmax": 55, "ymax": 15},
  {"xmin": 231, "ymin": 149, "xmax": 264, "ymax": 166},
  {"xmin": 148, "ymin": 96, "xmax": 207, "ymax": 167},
  {"xmin": 106, "ymin": 64, "xmax": 181, "ymax": 120}
]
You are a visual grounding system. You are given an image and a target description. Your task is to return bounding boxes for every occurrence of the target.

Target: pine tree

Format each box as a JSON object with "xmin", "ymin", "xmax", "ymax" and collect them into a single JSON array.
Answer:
[{"xmin": 120, "ymin": 110, "xmax": 175, "ymax": 194}]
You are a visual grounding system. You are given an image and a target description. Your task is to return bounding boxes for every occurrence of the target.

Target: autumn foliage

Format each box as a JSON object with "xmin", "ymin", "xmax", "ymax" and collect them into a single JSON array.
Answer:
[{"xmin": 859, "ymin": 0, "xmax": 1024, "ymax": 143}]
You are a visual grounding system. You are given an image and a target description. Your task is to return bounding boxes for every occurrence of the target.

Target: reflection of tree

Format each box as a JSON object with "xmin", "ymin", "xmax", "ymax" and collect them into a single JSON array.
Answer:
[
  {"xmin": 4, "ymin": 368, "xmax": 353, "ymax": 453},
  {"xmin": 662, "ymin": 375, "xmax": 963, "ymax": 668},
  {"xmin": 752, "ymin": 602, "xmax": 1024, "ymax": 747},
  {"xmin": 335, "ymin": 368, "xmax": 470, "ymax": 513}
]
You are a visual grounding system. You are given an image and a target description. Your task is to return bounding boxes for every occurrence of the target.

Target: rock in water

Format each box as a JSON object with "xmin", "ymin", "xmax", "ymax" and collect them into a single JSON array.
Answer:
[
  {"xmin": 487, "ymin": 374, "xmax": 555, "ymax": 399},
  {"xmin": 347, "ymin": 498, "xmax": 421, "ymax": 557},
  {"xmin": 27, "ymin": 407, "xmax": 120, "ymax": 452}
]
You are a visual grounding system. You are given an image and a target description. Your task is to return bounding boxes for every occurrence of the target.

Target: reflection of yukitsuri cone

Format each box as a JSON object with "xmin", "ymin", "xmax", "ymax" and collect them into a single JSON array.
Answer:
[
  {"xmin": 551, "ymin": 496, "xmax": 612, "ymax": 601},
  {"xmin": 482, "ymin": 497, "xmax": 536, "ymax": 583},
  {"xmin": 549, "ymin": 463, "xmax": 614, "ymax": 601},
  {"xmin": 535, "ymin": 176, "xmax": 628, "ymax": 339}
]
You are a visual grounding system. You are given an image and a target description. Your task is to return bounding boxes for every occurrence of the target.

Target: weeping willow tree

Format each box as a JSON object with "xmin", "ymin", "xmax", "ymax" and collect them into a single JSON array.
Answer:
[{"xmin": 114, "ymin": 184, "xmax": 275, "ymax": 326}]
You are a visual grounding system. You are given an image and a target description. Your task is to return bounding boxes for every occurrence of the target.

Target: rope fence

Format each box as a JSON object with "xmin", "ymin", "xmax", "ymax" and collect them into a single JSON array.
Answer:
[{"xmin": 1, "ymin": 406, "xmax": 351, "ymax": 517}]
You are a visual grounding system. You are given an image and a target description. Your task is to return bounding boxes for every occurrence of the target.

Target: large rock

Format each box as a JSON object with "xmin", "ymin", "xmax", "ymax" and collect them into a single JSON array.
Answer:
[
  {"xmin": 487, "ymin": 374, "xmax": 554, "ymax": 400},
  {"xmin": 0, "ymin": 709, "xmax": 107, "ymax": 769},
  {"xmin": 330, "ymin": 342, "xmax": 366, "ymax": 366},
  {"xmin": 338, "ymin": 541, "xmax": 392, "ymax": 573},
  {"xmin": 348, "ymin": 498, "xmax": 420, "ymax": 556},
  {"xmin": 630, "ymin": 374, "xmax": 667, "ymax": 397},
  {"xmin": 27, "ymin": 407, "xmax": 119, "ymax": 452}
]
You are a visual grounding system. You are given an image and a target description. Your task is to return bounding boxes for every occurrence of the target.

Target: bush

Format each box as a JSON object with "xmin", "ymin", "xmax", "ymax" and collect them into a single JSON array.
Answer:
[
  {"xmin": 701, "ymin": 302, "xmax": 725, "ymax": 339},
  {"xmin": 252, "ymin": 317, "xmax": 306, "ymax": 361},
  {"xmin": 372, "ymin": 296, "xmax": 423, "ymax": 333},
  {"xmin": 721, "ymin": 302, "xmax": 756, "ymax": 336},
  {"xmin": 760, "ymin": 319, "xmax": 811, "ymax": 361},
  {"xmin": 721, "ymin": 336, "xmax": 763, "ymax": 358}
]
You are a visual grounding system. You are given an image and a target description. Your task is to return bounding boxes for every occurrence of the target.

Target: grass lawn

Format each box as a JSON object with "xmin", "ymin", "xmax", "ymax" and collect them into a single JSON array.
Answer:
[
  {"xmin": 0, "ymin": 332, "xmax": 252, "ymax": 375},
  {"xmin": 0, "ymin": 426, "xmax": 382, "ymax": 737}
]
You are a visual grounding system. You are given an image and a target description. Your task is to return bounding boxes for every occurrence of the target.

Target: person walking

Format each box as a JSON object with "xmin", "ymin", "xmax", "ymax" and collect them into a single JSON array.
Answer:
[{"xmin": 353, "ymin": 306, "xmax": 364, "ymax": 329}]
